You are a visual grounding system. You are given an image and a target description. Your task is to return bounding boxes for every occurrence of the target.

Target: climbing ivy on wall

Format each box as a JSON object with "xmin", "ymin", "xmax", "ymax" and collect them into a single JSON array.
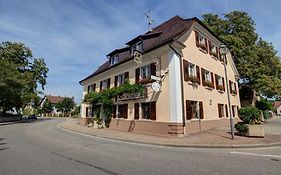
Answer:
[{"xmin": 83, "ymin": 83, "xmax": 144, "ymax": 127}]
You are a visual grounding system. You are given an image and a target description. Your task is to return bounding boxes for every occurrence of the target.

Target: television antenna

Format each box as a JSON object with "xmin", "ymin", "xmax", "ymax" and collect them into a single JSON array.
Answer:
[{"xmin": 144, "ymin": 10, "xmax": 154, "ymax": 32}]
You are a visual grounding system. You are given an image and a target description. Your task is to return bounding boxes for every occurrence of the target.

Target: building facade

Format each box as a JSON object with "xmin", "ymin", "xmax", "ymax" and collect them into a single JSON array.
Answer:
[{"xmin": 79, "ymin": 16, "xmax": 240, "ymax": 136}]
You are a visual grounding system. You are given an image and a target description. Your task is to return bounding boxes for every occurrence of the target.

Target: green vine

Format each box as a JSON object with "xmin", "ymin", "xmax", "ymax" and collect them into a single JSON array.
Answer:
[{"xmin": 84, "ymin": 83, "xmax": 144, "ymax": 127}]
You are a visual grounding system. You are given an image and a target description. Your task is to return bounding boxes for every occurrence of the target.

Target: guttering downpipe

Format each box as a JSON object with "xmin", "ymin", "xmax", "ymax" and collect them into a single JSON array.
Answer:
[{"xmin": 168, "ymin": 44, "xmax": 186, "ymax": 135}]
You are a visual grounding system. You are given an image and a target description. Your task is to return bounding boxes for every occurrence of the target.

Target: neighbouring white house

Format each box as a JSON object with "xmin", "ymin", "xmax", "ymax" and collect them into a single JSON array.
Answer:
[
  {"xmin": 39, "ymin": 95, "xmax": 74, "ymax": 116},
  {"xmin": 273, "ymin": 101, "xmax": 281, "ymax": 116}
]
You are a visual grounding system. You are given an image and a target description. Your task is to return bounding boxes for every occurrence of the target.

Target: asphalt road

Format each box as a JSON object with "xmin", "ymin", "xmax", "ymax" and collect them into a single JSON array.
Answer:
[{"xmin": 0, "ymin": 118, "xmax": 280, "ymax": 175}]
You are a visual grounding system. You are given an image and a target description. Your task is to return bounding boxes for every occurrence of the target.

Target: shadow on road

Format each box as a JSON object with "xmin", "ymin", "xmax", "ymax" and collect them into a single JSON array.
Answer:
[{"xmin": 0, "ymin": 117, "xmax": 55, "ymax": 127}]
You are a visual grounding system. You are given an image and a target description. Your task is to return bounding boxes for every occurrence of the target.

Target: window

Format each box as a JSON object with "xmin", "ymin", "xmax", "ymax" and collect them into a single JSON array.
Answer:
[
  {"xmin": 201, "ymin": 68, "xmax": 214, "ymax": 88},
  {"xmin": 232, "ymin": 105, "xmax": 236, "ymax": 117},
  {"xmin": 186, "ymin": 100, "xmax": 204, "ymax": 120},
  {"xmin": 115, "ymin": 72, "xmax": 129, "ymax": 87},
  {"xmin": 229, "ymin": 80, "xmax": 237, "ymax": 94},
  {"xmin": 117, "ymin": 104, "xmax": 128, "ymax": 119},
  {"xmin": 138, "ymin": 102, "xmax": 156, "ymax": 120},
  {"xmin": 208, "ymin": 41, "xmax": 218, "ymax": 57},
  {"xmin": 87, "ymin": 84, "xmax": 96, "ymax": 93},
  {"xmin": 100, "ymin": 78, "xmax": 110, "ymax": 92},
  {"xmin": 195, "ymin": 31, "xmax": 208, "ymax": 52},
  {"xmin": 131, "ymin": 41, "xmax": 143, "ymax": 54},
  {"xmin": 135, "ymin": 63, "xmax": 156, "ymax": 84},
  {"xmin": 183, "ymin": 60, "xmax": 200, "ymax": 84},
  {"xmin": 215, "ymin": 74, "xmax": 225, "ymax": 91},
  {"xmin": 205, "ymin": 70, "xmax": 211, "ymax": 83},
  {"xmin": 188, "ymin": 63, "xmax": 196, "ymax": 77},
  {"xmin": 218, "ymin": 104, "xmax": 224, "ymax": 118},
  {"xmin": 140, "ymin": 65, "xmax": 151, "ymax": 79},
  {"xmin": 110, "ymin": 54, "xmax": 119, "ymax": 65}
]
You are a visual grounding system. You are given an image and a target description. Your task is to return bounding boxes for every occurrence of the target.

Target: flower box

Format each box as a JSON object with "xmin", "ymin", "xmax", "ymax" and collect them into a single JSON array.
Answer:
[
  {"xmin": 139, "ymin": 78, "xmax": 151, "ymax": 84},
  {"xmin": 245, "ymin": 124, "xmax": 264, "ymax": 137},
  {"xmin": 189, "ymin": 76, "xmax": 198, "ymax": 84}
]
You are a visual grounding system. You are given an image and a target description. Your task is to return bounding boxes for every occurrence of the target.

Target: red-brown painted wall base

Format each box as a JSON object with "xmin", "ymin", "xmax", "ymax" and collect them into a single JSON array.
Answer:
[
  {"xmin": 78, "ymin": 118, "xmax": 89, "ymax": 125},
  {"xmin": 109, "ymin": 119, "xmax": 183, "ymax": 136},
  {"xmin": 185, "ymin": 118, "xmax": 239, "ymax": 134}
]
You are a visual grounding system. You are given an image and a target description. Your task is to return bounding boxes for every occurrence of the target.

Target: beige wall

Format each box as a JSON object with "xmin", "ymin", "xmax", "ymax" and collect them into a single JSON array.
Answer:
[
  {"xmin": 81, "ymin": 22, "xmax": 241, "ymax": 127},
  {"xmin": 179, "ymin": 26, "xmax": 240, "ymax": 121},
  {"xmin": 81, "ymin": 46, "xmax": 171, "ymax": 123}
]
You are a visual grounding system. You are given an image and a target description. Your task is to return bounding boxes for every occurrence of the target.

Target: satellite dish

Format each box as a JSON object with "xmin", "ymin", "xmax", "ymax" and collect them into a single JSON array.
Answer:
[
  {"xmin": 151, "ymin": 82, "xmax": 160, "ymax": 92},
  {"xmin": 133, "ymin": 50, "xmax": 142, "ymax": 64}
]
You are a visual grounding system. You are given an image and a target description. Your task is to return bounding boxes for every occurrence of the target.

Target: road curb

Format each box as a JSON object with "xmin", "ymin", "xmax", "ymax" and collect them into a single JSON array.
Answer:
[{"xmin": 58, "ymin": 123, "xmax": 281, "ymax": 149}]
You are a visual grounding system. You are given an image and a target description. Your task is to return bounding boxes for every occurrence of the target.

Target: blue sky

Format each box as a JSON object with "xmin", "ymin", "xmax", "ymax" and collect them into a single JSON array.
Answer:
[{"xmin": 1, "ymin": 0, "xmax": 280, "ymax": 103}]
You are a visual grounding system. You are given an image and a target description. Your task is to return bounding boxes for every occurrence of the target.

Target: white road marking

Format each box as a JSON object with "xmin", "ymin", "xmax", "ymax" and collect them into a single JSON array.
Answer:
[{"xmin": 231, "ymin": 151, "xmax": 281, "ymax": 158}]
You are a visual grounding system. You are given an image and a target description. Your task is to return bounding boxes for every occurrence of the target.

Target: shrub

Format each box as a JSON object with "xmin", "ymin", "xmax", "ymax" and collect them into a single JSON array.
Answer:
[
  {"xmin": 263, "ymin": 110, "xmax": 270, "ymax": 120},
  {"xmin": 238, "ymin": 106, "xmax": 262, "ymax": 124},
  {"xmin": 235, "ymin": 122, "xmax": 248, "ymax": 135},
  {"xmin": 255, "ymin": 98, "xmax": 272, "ymax": 111}
]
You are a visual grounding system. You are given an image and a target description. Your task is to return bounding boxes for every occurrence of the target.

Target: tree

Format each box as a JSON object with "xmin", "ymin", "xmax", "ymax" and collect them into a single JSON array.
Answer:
[
  {"xmin": 0, "ymin": 41, "xmax": 49, "ymax": 115},
  {"xmin": 56, "ymin": 97, "xmax": 75, "ymax": 116},
  {"xmin": 202, "ymin": 11, "xmax": 281, "ymax": 98},
  {"xmin": 41, "ymin": 100, "xmax": 53, "ymax": 114}
]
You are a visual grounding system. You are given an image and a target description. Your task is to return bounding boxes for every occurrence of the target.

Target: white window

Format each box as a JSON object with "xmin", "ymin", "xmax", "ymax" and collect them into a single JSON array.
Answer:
[
  {"xmin": 218, "ymin": 76, "xmax": 223, "ymax": 86},
  {"xmin": 131, "ymin": 41, "xmax": 143, "ymax": 54},
  {"xmin": 110, "ymin": 54, "xmax": 119, "ymax": 65},
  {"xmin": 205, "ymin": 70, "xmax": 211, "ymax": 82},
  {"xmin": 231, "ymin": 82, "xmax": 236, "ymax": 91},
  {"xmin": 188, "ymin": 63, "xmax": 196, "ymax": 77},
  {"xmin": 117, "ymin": 74, "xmax": 125, "ymax": 86},
  {"xmin": 140, "ymin": 65, "xmax": 151, "ymax": 79},
  {"xmin": 101, "ymin": 79, "xmax": 108, "ymax": 90},
  {"xmin": 211, "ymin": 45, "xmax": 217, "ymax": 55},
  {"xmin": 198, "ymin": 34, "xmax": 206, "ymax": 46}
]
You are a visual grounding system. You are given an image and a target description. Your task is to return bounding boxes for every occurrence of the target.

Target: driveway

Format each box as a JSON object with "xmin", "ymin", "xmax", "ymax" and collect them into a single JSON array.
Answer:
[{"xmin": 265, "ymin": 116, "xmax": 281, "ymax": 135}]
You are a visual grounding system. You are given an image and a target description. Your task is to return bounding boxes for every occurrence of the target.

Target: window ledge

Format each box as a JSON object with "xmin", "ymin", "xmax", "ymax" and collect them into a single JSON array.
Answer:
[
  {"xmin": 218, "ymin": 89, "xmax": 225, "ymax": 93},
  {"xmin": 188, "ymin": 81, "xmax": 198, "ymax": 86},
  {"xmin": 205, "ymin": 86, "xmax": 213, "ymax": 90},
  {"xmin": 198, "ymin": 47, "xmax": 208, "ymax": 54},
  {"xmin": 137, "ymin": 119, "xmax": 152, "ymax": 121}
]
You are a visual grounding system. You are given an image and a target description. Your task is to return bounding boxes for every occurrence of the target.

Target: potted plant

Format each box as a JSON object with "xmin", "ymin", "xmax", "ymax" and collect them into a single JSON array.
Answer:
[
  {"xmin": 139, "ymin": 77, "xmax": 151, "ymax": 84},
  {"xmin": 234, "ymin": 105, "xmax": 264, "ymax": 137},
  {"xmin": 217, "ymin": 84, "xmax": 224, "ymax": 91},
  {"xmin": 205, "ymin": 81, "xmax": 213, "ymax": 88},
  {"xmin": 189, "ymin": 76, "xmax": 198, "ymax": 84}
]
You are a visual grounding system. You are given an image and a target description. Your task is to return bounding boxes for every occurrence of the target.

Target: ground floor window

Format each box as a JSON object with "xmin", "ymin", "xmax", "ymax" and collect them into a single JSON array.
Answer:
[
  {"xmin": 134, "ymin": 102, "xmax": 156, "ymax": 120},
  {"xmin": 232, "ymin": 105, "xmax": 236, "ymax": 118},
  {"xmin": 186, "ymin": 100, "xmax": 203, "ymax": 120},
  {"xmin": 218, "ymin": 104, "xmax": 224, "ymax": 118},
  {"xmin": 112, "ymin": 104, "xmax": 128, "ymax": 119}
]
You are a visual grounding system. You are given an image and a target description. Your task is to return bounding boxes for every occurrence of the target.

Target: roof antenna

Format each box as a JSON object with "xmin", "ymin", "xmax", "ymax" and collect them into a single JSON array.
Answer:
[{"xmin": 144, "ymin": 10, "xmax": 154, "ymax": 32}]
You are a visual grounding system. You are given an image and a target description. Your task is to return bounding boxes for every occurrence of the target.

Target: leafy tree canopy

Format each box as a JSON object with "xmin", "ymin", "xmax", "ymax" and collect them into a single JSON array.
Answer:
[
  {"xmin": 0, "ymin": 41, "xmax": 49, "ymax": 114},
  {"xmin": 202, "ymin": 11, "xmax": 281, "ymax": 98},
  {"xmin": 56, "ymin": 97, "xmax": 75, "ymax": 114},
  {"xmin": 41, "ymin": 100, "xmax": 53, "ymax": 114}
]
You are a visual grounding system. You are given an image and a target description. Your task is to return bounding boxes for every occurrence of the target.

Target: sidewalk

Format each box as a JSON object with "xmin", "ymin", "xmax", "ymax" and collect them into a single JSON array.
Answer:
[{"xmin": 58, "ymin": 117, "xmax": 281, "ymax": 148}]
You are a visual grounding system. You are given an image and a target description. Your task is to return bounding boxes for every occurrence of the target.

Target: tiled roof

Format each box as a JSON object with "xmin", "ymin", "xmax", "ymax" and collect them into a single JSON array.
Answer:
[
  {"xmin": 80, "ymin": 15, "xmax": 196, "ymax": 83},
  {"xmin": 45, "ymin": 95, "xmax": 65, "ymax": 104}
]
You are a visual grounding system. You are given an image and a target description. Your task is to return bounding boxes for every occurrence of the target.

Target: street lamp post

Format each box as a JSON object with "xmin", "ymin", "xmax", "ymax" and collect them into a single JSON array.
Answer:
[{"xmin": 220, "ymin": 45, "xmax": 235, "ymax": 139}]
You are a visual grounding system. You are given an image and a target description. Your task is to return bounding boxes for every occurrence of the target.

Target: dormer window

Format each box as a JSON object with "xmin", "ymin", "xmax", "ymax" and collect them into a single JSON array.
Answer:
[
  {"xmin": 195, "ymin": 31, "xmax": 208, "ymax": 52},
  {"xmin": 198, "ymin": 34, "xmax": 206, "ymax": 46},
  {"xmin": 131, "ymin": 41, "xmax": 143, "ymax": 55},
  {"xmin": 208, "ymin": 42, "xmax": 218, "ymax": 57},
  {"xmin": 110, "ymin": 54, "xmax": 119, "ymax": 65}
]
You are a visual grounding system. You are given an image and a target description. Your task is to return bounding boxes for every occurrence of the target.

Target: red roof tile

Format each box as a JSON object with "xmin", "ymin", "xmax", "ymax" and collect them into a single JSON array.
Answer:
[{"xmin": 80, "ymin": 15, "xmax": 197, "ymax": 83}]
